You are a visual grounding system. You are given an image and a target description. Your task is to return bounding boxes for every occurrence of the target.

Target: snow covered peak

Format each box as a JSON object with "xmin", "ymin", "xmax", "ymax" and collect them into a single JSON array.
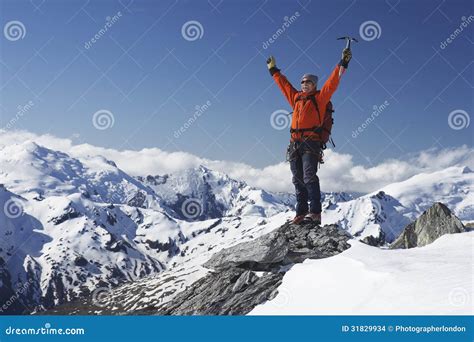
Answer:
[
  {"xmin": 0, "ymin": 141, "xmax": 84, "ymax": 197},
  {"xmin": 0, "ymin": 141, "xmax": 159, "ymax": 207},
  {"xmin": 137, "ymin": 164, "xmax": 290, "ymax": 221},
  {"xmin": 377, "ymin": 165, "xmax": 473, "ymax": 221}
]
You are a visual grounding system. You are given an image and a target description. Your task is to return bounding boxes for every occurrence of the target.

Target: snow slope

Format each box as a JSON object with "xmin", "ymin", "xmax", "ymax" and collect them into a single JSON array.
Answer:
[{"xmin": 250, "ymin": 231, "xmax": 474, "ymax": 315}]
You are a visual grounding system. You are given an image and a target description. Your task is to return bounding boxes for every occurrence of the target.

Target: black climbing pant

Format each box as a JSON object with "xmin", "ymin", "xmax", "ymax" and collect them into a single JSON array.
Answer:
[{"xmin": 287, "ymin": 140, "xmax": 322, "ymax": 216}]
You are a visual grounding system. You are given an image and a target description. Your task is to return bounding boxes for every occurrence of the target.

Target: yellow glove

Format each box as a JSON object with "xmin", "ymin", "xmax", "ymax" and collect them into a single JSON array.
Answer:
[{"xmin": 266, "ymin": 56, "xmax": 276, "ymax": 70}]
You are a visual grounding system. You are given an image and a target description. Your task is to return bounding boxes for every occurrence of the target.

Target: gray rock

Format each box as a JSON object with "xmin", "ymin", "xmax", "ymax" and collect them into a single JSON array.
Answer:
[
  {"xmin": 391, "ymin": 202, "xmax": 465, "ymax": 249},
  {"xmin": 361, "ymin": 231, "xmax": 386, "ymax": 247},
  {"xmin": 204, "ymin": 230, "xmax": 288, "ymax": 271},
  {"xmin": 74, "ymin": 256, "xmax": 88, "ymax": 267},
  {"xmin": 205, "ymin": 222, "xmax": 351, "ymax": 271},
  {"xmin": 158, "ymin": 222, "xmax": 352, "ymax": 315},
  {"xmin": 158, "ymin": 268, "xmax": 283, "ymax": 315}
]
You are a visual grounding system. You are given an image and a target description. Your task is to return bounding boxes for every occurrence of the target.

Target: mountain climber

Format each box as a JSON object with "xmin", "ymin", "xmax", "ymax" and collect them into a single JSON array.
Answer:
[{"xmin": 267, "ymin": 48, "xmax": 352, "ymax": 225}]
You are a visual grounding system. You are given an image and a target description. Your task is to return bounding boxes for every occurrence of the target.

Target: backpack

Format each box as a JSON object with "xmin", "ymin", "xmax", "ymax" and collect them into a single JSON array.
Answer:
[{"xmin": 291, "ymin": 91, "xmax": 335, "ymax": 149}]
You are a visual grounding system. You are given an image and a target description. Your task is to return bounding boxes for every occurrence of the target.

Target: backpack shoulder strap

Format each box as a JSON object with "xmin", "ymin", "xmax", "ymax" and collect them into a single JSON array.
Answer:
[
  {"xmin": 308, "ymin": 95, "xmax": 320, "ymax": 115},
  {"xmin": 308, "ymin": 94, "xmax": 321, "ymax": 125}
]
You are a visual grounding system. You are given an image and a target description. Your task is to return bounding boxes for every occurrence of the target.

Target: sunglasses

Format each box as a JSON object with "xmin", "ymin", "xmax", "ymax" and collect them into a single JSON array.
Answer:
[{"xmin": 301, "ymin": 80, "xmax": 314, "ymax": 85}]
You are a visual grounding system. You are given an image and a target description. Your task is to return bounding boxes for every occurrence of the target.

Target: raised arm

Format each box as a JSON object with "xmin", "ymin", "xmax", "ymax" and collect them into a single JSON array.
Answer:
[
  {"xmin": 267, "ymin": 56, "xmax": 298, "ymax": 109},
  {"xmin": 318, "ymin": 64, "xmax": 342, "ymax": 106},
  {"xmin": 318, "ymin": 48, "xmax": 352, "ymax": 106}
]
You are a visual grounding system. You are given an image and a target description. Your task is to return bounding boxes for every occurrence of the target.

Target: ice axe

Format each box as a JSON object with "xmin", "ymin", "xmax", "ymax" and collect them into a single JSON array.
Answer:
[
  {"xmin": 337, "ymin": 36, "xmax": 358, "ymax": 50},
  {"xmin": 337, "ymin": 36, "xmax": 358, "ymax": 76}
]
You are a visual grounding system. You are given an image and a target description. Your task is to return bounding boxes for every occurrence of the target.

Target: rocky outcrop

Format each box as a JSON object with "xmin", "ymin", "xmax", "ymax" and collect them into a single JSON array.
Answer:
[
  {"xmin": 73, "ymin": 256, "xmax": 88, "ymax": 267},
  {"xmin": 158, "ymin": 268, "xmax": 283, "ymax": 315},
  {"xmin": 127, "ymin": 191, "xmax": 147, "ymax": 208},
  {"xmin": 361, "ymin": 231, "xmax": 386, "ymax": 247},
  {"xmin": 204, "ymin": 222, "xmax": 351, "ymax": 271},
  {"xmin": 157, "ymin": 222, "xmax": 351, "ymax": 315},
  {"xmin": 48, "ymin": 204, "xmax": 81, "ymax": 225},
  {"xmin": 390, "ymin": 202, "xmax": 465, "ymax": 249}
]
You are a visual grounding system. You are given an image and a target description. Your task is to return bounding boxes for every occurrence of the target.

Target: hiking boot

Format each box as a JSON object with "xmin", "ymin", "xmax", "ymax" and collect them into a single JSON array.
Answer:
[
  {"xmin": 304, "ymin": 213, "xmax": 321, "ymax": 225},
  {"xmin": 291, "ymin": 214, "xmax": 307, "ymax": 225}
]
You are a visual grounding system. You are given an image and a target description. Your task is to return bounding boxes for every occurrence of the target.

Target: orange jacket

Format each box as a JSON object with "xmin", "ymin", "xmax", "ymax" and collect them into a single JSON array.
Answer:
[{"xmin": 272, "ymin": 65, "xmax": 342, "ymax": 141}]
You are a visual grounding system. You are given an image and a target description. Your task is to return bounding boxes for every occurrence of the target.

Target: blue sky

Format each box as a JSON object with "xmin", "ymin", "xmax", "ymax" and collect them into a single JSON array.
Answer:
[{"xmin": 0, "ymin": 0, "xmax": 472, "ymax": 169}]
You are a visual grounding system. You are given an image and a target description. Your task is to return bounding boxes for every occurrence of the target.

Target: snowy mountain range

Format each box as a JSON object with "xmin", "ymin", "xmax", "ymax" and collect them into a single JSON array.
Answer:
[
  {"xmin": 0, "ymin": 140, "xmax": 472, "ymax": 314},
  {"xmin": 324, "ymin": 165, "xmax": 473, "ymax": 243},
  {"xmin": 0, "ymin": 141, "xmax": 294, "ymax": 313}
]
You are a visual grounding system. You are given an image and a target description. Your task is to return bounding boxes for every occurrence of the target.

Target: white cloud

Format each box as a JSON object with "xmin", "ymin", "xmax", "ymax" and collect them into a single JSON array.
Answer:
[{"xmin": 1, "ymin": 129, "xmax": 472, "ymax": 194}]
